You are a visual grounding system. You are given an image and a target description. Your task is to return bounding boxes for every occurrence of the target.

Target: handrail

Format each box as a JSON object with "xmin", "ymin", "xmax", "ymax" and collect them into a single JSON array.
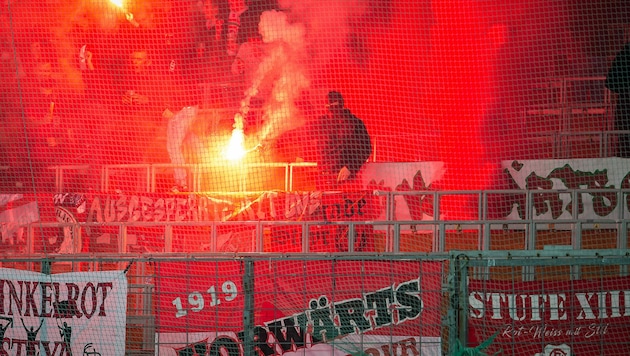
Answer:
[{"xmin": 12, "ymin": 188, "xmax": 629, "ymax": 255}]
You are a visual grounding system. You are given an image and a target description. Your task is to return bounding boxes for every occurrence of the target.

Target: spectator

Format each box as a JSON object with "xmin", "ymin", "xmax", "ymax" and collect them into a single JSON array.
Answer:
[
  {"xmin": 311, "ymin": 91, "xmax": 372, "ymax": 191},
  {"xmin": 227, "ymin": 0, "xmax": 249, "ymax": 56},
  {"xmin": 184, "ymin": 0, "xmax": 230, "ymax": 83},
  {"xmin": 605, "ymin": 41, "xmax": 630, "ymax": 158},
  {"xmin": 21, "ymin": 41, "xmax": 70, "ymax": 191},
  {"xmin": 114, "ymin": 39, "xmax": 177, "ymax": 164}
]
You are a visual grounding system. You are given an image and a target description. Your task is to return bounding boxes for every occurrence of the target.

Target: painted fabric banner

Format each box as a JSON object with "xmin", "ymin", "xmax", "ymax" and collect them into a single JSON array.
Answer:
[
  {"xmin": 51, "ymin": 191, "xmax": 385, "ymax": 253},
  {"xmin": 467, "ymin": 276, "xmax": 630, "ymax": 355},
  {"xmin": 155, "ymin": 260, "xmax": 443, "ymax": 356},
  {"xmin": 0, "ymin": 194, "xmax": 40, "ymax": 253},
  {"xmin": 499, "ymin": 158, "xmax": 630, "ymax": 220},
  {"xmin": 0, "ymin": 268, "xmax": 128, "ymax": 356}
]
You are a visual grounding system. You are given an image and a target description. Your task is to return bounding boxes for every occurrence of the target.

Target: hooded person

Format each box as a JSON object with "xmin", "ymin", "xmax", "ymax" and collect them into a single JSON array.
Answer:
[{"xmin": 312, "ymin": 91, "xmax": 372, "ymax": 191}]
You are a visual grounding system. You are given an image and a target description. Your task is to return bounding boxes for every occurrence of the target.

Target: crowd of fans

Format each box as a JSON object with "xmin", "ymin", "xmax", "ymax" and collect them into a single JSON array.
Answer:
[{"xmin": 0, "ymin": 0, "xmax": 281, "ymax": 191}]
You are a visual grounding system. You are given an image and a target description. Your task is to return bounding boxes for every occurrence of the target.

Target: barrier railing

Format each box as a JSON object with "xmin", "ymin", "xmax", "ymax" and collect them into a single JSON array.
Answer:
[
  {"xmin": 8, "ymin": 188, "xmax": 630, "ymax": 255},
  {"xmin": 2, "ymin": 250, "xmax": 628, "ymax": 355}
]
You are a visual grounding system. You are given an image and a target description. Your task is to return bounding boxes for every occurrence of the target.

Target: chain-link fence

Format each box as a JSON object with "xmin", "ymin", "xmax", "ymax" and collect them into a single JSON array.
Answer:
[
  {"xmin": 1, "ymin": 249, "xmax": 627, "ymax": 355},
  {"xmin": 448, "ymin": 249, "xmax": 630, "ymax": 356}
]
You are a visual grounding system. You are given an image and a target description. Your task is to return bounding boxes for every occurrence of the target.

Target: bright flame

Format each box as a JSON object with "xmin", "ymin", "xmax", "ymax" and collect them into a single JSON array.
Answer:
[
  {"xmin": 109, "ymin": 0, "xmax": 124, "ymax": 8},
  {"xmin": 223, "ymin": 128, "xmax": 246, "ymax": 161}
]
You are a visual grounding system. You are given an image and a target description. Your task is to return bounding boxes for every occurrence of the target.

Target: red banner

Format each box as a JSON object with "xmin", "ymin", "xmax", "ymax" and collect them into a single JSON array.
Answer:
[
  {"xmin": 468, "ymin": 276, "xmax": 630, "ymax": 355},
  {"xmin": 155, "ymin": 261, "xmax": 245, "ymax": 333},
  {"xmin": 268, "ymin": 191, "xmax": 381, "ymax": 252},
  {"xmin": 155, "ymin": 260, "xmax": 443, "ymax": 356},
  {"xmin": 45, "ymin": 191, "xmax": 384, "ymax": 253}
]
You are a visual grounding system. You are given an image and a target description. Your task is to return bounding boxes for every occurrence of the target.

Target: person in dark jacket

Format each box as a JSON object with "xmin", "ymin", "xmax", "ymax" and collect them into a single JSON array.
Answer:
[
  {"xmin": 605, "ymin": 41, "xmax": 630, "ymax": 158},
  {"xmin": 313, "ymin": 91, "xmax": 372, "ymax": 190}
]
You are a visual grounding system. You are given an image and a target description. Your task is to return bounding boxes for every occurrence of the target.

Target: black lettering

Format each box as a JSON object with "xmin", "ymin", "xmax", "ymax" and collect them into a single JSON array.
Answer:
[
  {"xmin": 97, "ymin": 282, "xmax": 113, "ymax": 317},
  {"xmin": 12, "ymin": 339, "xmax": 26, "ymax": 355},
  {"xmin": 0, "ymin": 281, "xmax": 5, "ymax": 314},
  {"xmin": 177, "ymin": 340, "xmax": 207, "ymax": 356},
  {"xmin": 621, "ymin": 172, "xmax": 630, "ymax": 214},
  {"xmin": 335, "ymin": 299, "xmax": 370, "ymax": 335},
  {"xmin": 24, "ymin": 281, "xmax": 39, "ymax": 317},
  {"xmin": 491, "ymin": 167, "xmax": 526, "ymax": 219},
  {"xmin": 344, "ymin": 199, "xmax": 355, "ymax": 218},
  {"xmin": 396, "ymin": 170, "xmax": 435, "ymax": 220},
  {"xmin": 253, "ymin": 326, "xmax": 274, "ymax": 356},
  {"xmin": 81, "ymin": 283, "xmax": 97, "ymax": 319},
  {"xmin": 395, "ymin": 280, "xmax": 423, "ymax": 322},
  {"xmin": 365, "ymin": 288, "xmax": 395, "ymax": 328},
  {"xmin": 267, "ymin": 317, "xmax": 305, "ymax": 352},
  {"xmin": 41, "ymin": 283, "xmax": 58, "ymax": 317},
  {"xmin": 526, "ymin": 173, "xmax": 564, "ymax": 219},
  {"xmin": 40, "ymin": 341, "xmax": 63, "ymax": 356},
  {"xmin": 356, "ymin": 198, "xmax": 366, "ymax": 216},
  {"xmin": 8, "ymin": 281, "xmax": 21, "ymax": 316},
  {"xmin": 309, "ymin": 297, "xmax": 338, "ymax": 342},
  {"xmin": 324, "ymin": 204, "xmax": 342, "ymax": 221},
  {"xmin": 208, "ymin": 336, "xmax": 240, "ymax": 356},
  {"xmin": 66, "ymin": 283, "xmax": 83, "ymax": 318}
]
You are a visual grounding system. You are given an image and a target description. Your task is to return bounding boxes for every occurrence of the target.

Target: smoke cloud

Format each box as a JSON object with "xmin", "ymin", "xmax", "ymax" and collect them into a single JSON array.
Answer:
[{"xmin": 238, "ymin": 1, "xmax": 370, "ymax": 142}]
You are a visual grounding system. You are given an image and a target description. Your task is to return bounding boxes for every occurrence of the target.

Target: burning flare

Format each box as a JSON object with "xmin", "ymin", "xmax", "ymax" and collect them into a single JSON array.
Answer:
[
  {"xmin": 108, "ymin": 0, "xmax": 124, "ymax": 8},
  {"xmin": 108, "ymin": 0, "xmax": 139, "ymax": 27},
  {"xmin": 223, "ymin": 113, "xmax": 247, "ymax": 161}
]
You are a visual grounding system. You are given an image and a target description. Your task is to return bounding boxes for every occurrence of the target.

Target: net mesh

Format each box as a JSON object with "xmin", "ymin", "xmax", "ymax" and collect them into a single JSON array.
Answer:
[{"xmin": 1, "ymin": 0, "xmax": 627, "ymax": 193}]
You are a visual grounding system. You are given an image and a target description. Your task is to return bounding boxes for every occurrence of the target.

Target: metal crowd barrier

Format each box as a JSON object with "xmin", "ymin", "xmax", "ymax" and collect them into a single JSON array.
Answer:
[{"xmin": 8, "ymin": 188, "xmax": 630, "ymax": 256}]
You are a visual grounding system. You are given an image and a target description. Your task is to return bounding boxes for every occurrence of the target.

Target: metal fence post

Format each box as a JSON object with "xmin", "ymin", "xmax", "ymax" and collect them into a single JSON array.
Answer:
[
  {"xmin": 242, "ymin": 258, "xmax": 255, "ymax": 356},
  {"xmin": 448, "ymin": 253, "xmax": 469, "ymax": 353}
]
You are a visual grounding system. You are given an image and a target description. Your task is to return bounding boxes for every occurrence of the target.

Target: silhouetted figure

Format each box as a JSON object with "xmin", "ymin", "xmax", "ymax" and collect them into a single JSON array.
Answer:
[
  {"xmin": 0, "ymin": 317, "xmax": 13, "ymax": 342},
  {"xmin": 606, "ymin": 42, "xmax": 630, "ymax": 157},
  {"xmin": 59, "ymin": 321, "xmax": 73, "ymax": 356},
  {"xmin": 21, "ymin": 318, "xmax": 43, "ymax": 356},
  {"xmin": 312, "ymin": 91, "xmax": 372, "ymax": 191}
]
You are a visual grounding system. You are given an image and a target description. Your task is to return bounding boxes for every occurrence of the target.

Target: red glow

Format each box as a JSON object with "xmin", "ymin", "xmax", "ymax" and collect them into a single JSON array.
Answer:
[{"xmin": 422, "ymin": 0, "xmax": 505, "ymax": 219}]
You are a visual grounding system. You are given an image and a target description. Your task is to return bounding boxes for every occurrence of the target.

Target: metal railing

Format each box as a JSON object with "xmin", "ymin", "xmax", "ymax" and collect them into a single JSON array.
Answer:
[
  {"xmin": 2, "ymin": 250, "xmax": 628, "ymax": 355},
  {"xmin": 8, "ymin": 188, "xmax": 629, "ymax": 257}
]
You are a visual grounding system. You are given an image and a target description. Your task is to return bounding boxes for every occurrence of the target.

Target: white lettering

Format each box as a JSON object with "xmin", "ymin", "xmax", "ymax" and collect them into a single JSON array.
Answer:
[
  {"xmin": 507, "ymin": 294, "xmax": 527, "ymax": 321},
  {"xmin": 548, "ymin": 293, "xmax": 567, "ymax": 321},
  {"xmin": 468, "ymin": 292, "xmax": 484, "ymax": 319},
  {"xmin": 576, "ymin": 293, "xmax": 595, "ymax": 320},
  {"xmin": 488, "ymin": 293, "xmax": 506, "ymax": 320},
  {"xmin": 610, "ymin": 291, "xmax": 621, "ymax": 318},
  {"xmin": 530, "ymin": 294, "xmax": 543, "ymax": 321}
]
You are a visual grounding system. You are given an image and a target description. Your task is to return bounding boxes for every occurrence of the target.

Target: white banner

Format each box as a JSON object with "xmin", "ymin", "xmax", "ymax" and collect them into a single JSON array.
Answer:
[
  {"xmin": 0, "ymin": 268, "xmax": 127, "ymax": 356},
  {"xmin": 501, "ymin": 158, "xmax": 630, "ymax": 220}
]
